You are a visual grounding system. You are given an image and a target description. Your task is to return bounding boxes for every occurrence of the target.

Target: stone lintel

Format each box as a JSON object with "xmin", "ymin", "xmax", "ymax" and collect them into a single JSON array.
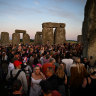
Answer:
[
  {"xmin": 59, "ymin": 23, "xmax": 66, "ymax": 28},
  {"xmin": 42, "ymin": 22, "xmax": 60, "ymax": 28},
  {"xmin": 36, "ymin": 32, "xmax": 42, "ymax": 35},
  {"xmin": 15, "ymin": 29, "xmax": 26, "ymax": 34}
]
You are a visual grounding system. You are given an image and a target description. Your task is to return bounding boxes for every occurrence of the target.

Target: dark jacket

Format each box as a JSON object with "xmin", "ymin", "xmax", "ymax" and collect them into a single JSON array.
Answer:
[{"xmin": 47, "ymin": 74, "xmax": 58, "ymax": 90}]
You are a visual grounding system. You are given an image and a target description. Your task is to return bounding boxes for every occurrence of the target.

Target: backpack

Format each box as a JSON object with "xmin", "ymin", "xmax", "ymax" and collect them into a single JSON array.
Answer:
[{"xmin": 6, "ymin": 70, "xmax": 22, "ymax": 95}]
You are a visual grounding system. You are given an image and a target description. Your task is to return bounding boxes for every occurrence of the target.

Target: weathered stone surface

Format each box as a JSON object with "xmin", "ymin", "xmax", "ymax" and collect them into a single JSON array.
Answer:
[
  {"xmin": 15, "ymin": 29, "xmax": 26, "ymax": 35},
  {"xmin": 55, "ymin": 28, "xmax": 66, "ymax": 45},
  {"xmin": 60, "ymin": 23, "xmax": 66, "ymax": 28},
  {"xmin": 42, "ymin": 22, "xmax": 66, "ymax": 45},
  {"xmin": 42, "ymin": 22, "xmax": 60, "ymax": 28},
  {"xmin": 42, "ymin": 28, "xmax": 54, "ymax": 45},
  {"xmin": 35, "ymin": 32, "xmax": 42, "ymax": 45},
  {"xmin": 1, "ymin": 32, "xmax": 9, "ymax": 46},
  {"xmin": 23, "ymin": 34, "xmax": 30, "ymax": 45},
  {"xmin": 36, "ymin": 32, "xmax": 42, "ymax": 35},
  {"xmin": 82, "ymin": 0, "xmax": 96, "ymax": 65},
  {"xmin": 12, "ymin": 33, "xmax": 20, "ymax": 46},
  {"xmin": 77, "ymin": 35, "xmax": 83, "ymax": 44}
]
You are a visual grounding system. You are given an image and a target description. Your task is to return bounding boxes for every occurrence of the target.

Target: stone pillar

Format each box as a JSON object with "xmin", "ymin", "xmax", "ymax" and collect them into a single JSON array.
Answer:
[
  {"xmin": 23, "ymin": 34, "xmax": 30, "ymax": 45},
  {"xmin": 77, "ymin": 35, "xmax": 83, "ymax": 44},
  {"xmin": 12, "ymin": 33, "xmax": 20, "ymax": 46},
  {"xmin": 82, "ymin": 0, "xmax": 96, "ymax": 65},
  {"xmin": 1, "ymin": 32, "xmax": 9, "ymax": 46},
  {"xmin": 55, "ymin": 25, "xmax": 66, "ymax": 45},
  {"xmin": 35, "ymin": 32, "xmax": 42, "ymax": 45},
  {"xmin": 42, "ymin": 27, "xmax": 54, "ymax": 45}
]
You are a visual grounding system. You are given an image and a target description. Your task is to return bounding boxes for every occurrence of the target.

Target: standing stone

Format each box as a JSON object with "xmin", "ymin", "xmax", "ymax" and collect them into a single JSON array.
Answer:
[
  {"xmin": 82, "ymin": 0, "xmax": 96, "ymax": 65},
  {"xmin": 23, "ymin": 34, "xmax": 30, "ymax": 45},
  {"xmin": 12, "ymin": 33, "xmax": 20, "ymax": 46},
  {"xmin": 55, "ymin": 28, "xmax": 66, "ymax": 45},
  {"xmin": 77, "ymin": 35, "xmax": 83, "ymax": 44},
  {"xmin": 35, "ymin": 32, "xmax": 42, "ymax": 45},
  {"xmin": 42, "ymin": 27, "xmax": 54, "ymax": 45},
  {"xmin": 1, "ymin": 32, "xmax": 9, "ymax": 46}
]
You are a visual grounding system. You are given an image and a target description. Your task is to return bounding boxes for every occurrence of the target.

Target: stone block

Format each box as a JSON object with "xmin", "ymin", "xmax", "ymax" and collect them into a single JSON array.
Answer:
[
  {"xmin": 82, "ymin": 0, "xmax": 96, "ymax": 65},
  {"xmin": 23, "ymin": 34, "xmax": 30, "ymax": 45},
  {"xmin": 42, "ymin": 22, "xmax": 60, "ymax": 28},
  {"xmin": 42, "ymin": 28, "xmax": 54, "ymax": 45},
  {"xmin": 1, "ymin": 32, "xmax": 9, "ymax": 46},
  {"xmin": 60, "ymin": 23, "xmax": 66, "ymax": 28},
  {"xmin": 12, "ymin": 33, "xmax": 20, "ymax": 46},
  {"xmin": 77, "ymin": 35, "xmax": 83, "ymax": 44},
  {"xmin": 55, "ymin": 28, "xmax": 66, "ymax": 45},
  {"xmin": 35, "ymin": 32, "xmax": 42, "ymax": 45},
  {"xmin": 15, "ymin": 29, "xmax": 26, "ymax": 34}
]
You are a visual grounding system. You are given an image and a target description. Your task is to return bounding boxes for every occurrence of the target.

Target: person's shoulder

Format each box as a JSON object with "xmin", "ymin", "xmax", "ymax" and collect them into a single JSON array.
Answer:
[
  {"xmin": 42, "ymin": 63, "xmax": 49, "ymax": 67},
  {"xmin": 79, "ymin": 63, "xmax": 85, "ymax": 68},
  {"xmin": 62, "ymin": 59, "xmax": 67, "ymax": 61},
  {"xmin": 8, "ymin": 63, "xmax": 14, "ymax": 67},
  {"xmin": 18, "ymin": 69, "xmax": 26, "ymax": 75},
  {"xmin": 69, "ymin": 58, "xmax": 73, "ymax": 61},
  {"xmin": 71, "ymin": 64, "xmax": 77, "ymax": 67}
]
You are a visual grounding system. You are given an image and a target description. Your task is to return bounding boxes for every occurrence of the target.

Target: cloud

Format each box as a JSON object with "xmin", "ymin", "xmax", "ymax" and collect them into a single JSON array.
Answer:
[
  {"xmin": 0, "ymin": 0, "xmax": 42, "ymax": 16},
  {"xmin": 46, "ymin": 7, "xmax": 82, "ymax": 22}
]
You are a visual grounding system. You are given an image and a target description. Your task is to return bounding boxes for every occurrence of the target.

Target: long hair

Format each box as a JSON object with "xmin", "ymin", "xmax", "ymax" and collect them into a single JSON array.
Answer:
[
  {"xmin": 75, "ymin": 57, "xmax": 84, "ymax": 74},
  {"xmin": 56, "ymin": 65, "xmax": 65, "ymax": 78}
]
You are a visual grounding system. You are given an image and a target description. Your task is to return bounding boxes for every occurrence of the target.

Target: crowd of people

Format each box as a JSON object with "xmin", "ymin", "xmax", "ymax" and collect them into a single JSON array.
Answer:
[{"xmin": 0, "ymin": 43, "xmax": 96, "ymax": 96}]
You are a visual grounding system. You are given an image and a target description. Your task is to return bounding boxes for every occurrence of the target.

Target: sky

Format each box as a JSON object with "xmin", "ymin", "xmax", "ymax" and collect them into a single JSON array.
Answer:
[{"xmin": 0, "ymin": 0, "xmax": 87, "ymax": 40}]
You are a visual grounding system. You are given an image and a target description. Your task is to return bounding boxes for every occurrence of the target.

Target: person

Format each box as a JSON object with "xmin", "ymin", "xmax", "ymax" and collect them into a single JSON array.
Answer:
[
  {"xmin": 8, "ymin": 59, "xmax": 15, "ymax": 73},
  {"xmin": 70, "ymin": 57, "xmax": 88, "ymax": 96},
  {"xmin": 6, "ymin": 60, "xmax": 28, "ymax": 95},
  {"xmin": 43, "ymin": 54, "xmax": 50, "ymax": 64},
  {"xmin": 29, "ymin": 55, "xmax": 34, "ymax": 69},
  {"xmin": 39, "ymin": 80, "xmax": 61, "ymax": 96},
  {"xmin": 12, "ymin": 52, "xmax": 20, "ymax": 62},
  {"xmin": 61, "ymin": 53, "xmax": 73, "ymax": 96},
  {"xmin": 61, "ymin": 52, "xmax": 73, "ymax": 77},
  {"xmin": 29, "ymin": 65, "xmax": 46, "ymax": 96},
  {"xmin": 39, "ymin": 80, "xmax": 52, "ymax": 96},
  {"xmin": 46, "ymin": 67, "xmax": 58, "ymax": 91},
  {"xmin": 21, "ymin": 56, "xmax": 32, "ymax": 95},
  {"xmin": 82, "ymin": 67, "xmax": 96, "ymax": 96},
  {"xmin": 12, "ymin": 79, "xmax": 22, "ymax": 96},
  {"xmin": 59, "ymin": 63, "xmax": 67, "ymax": 74},
  {"xmin": 22, "ymin": 56, "xmax": 32, "ymax": 77},
  {"xmin": 2, "ymin": 52, "xmax": 8, "ymax": 75},
  {"xmin": 56, "ymin": 65, "xmax": 67, "ymax": 96},
  {"xmin": 82, "ymin": 57, "xmax": 89, "ymax": 70},
  {"xmin": 2, "ymin": 52, "xmax": 8, "ymax": 61},
  {"xmin": 42, "ymin": 58, "xmax": 56, "ymax": 76}
]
